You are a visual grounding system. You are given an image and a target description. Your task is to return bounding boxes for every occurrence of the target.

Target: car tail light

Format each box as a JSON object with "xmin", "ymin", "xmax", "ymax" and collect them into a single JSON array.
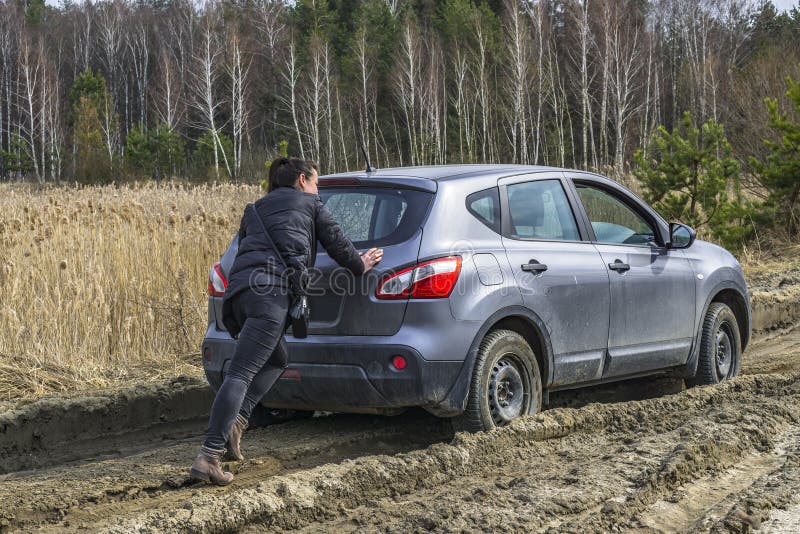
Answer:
[
  {"xmin": 376, "ymin": 256, "xmax": 462, "ymax": 300},
  {"xmin": 319, "ymin": 178, "xmax": 361, "ymax": 187},
  {"xmin": 208, "ymin": 262, "xmax": 227, "ymax": 297}
]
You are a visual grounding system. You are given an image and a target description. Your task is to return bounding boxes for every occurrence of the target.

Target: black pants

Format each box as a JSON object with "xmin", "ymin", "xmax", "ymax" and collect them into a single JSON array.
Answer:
[{"xmin": 202, "ymin": 287, "xmax": 290, "ymax": 452}]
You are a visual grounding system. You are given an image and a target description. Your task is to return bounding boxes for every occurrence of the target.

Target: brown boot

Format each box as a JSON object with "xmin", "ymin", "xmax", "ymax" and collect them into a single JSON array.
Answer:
[
  {"xmin": 224, "ymin": 414, "xmax": 248, "ymax": 462},
  {"xmin": 189, "ymin": 446, "xmax": 234, "ymax": 486}
]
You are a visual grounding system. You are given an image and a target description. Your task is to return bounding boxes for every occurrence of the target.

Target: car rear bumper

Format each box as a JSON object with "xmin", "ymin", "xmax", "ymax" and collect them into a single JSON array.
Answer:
[{"xmin": 202, "ymin": 324, "xmax": 464, "ymax": 414}]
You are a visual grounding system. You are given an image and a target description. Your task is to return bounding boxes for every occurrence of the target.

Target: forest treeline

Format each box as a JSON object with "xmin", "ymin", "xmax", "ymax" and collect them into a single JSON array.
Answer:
[{"xmin": 0, "ymin": 0, "xmax": 799, "ymax": 244}]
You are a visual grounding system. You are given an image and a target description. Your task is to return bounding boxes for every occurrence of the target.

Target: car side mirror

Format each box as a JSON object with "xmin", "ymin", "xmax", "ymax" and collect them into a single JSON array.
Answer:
[{"xmin": 668, "ymin": 222, "xmax": 696, "ymax": 249}]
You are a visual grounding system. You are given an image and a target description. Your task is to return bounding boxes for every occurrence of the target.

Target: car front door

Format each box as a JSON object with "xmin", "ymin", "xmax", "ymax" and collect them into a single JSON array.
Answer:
[
  {"xmin": 499, "ymin": 174, "xmax": 611, "ymax": 387},
  {"xmin": 569, "ymin": 178, "xmax": 696, "ymax": 377}
]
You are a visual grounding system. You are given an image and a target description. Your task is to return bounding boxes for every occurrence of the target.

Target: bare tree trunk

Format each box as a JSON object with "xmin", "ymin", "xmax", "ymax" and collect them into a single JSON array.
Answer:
[
  {"xmin": 191, "ymin": 12, "xmax": 232, "ymax": 180},
  {"xmin": 227, "ymin": 30, "xmax": 250, "ymax": 180},
  {"xmin": 127, "ymin": 21, "xmax": 149, "ymax": 129},
  {"xmin": 98, "ymin": 1, "xmax": 123, "ymax": 135},
  {"xmin": 323, "ymin": 42, "xmax": 335, "ymax": 169},
  {"xmin": 154, "ymin": 48, "xmax": 183, "ymax": 130},
  {"xmin": 354, "ymin": 26, "xmax": 374, "ymax": 164},
  {"xmin": 394, "ymin": 20, "xmax": 420, "ymax": 165},
  {"xmin": 281, "ymin": 37, "xmax": 304, "ymax": 158},
  {"xmin": 474, "ymin": 18, "xmax": 492, "ymax": 163},
  {"xmin": 614, "ymin": 22, "xmax": 642, "ymax": 174},
  {"xmin": 598, "ymin": 0, "xmax": 612, "ymax": 167},
  {"xmin": 503, "ymin": 0, "xmax": 529, "ymax": 164},
  {"xmin": 254, "ymin": 0, "xmax": 285, "ymax": 150},
  {"xmin": 335, "ymin": 88, "xmax": 349, "ymax": 171},
  {"xmin": 641, "ymin": 35, "xmax": 654, "ymax": 157},
  {"xmin": 18, "ymin": 38, "xmax": 42, "ymax": 182},
  {"xmin": 0, "ymin": 9, "xmax": 14, "ymax": 172},
  {"xmin": 571, "ymin": 0, "xmax": 594, "ymax": 169},
  {"xmin": 303, "ymin": 35, "xmax": 324, "ymax": 162},
  {"xmin": 525, "ymin": 2, "xmax": 544, "ymax": 164}
]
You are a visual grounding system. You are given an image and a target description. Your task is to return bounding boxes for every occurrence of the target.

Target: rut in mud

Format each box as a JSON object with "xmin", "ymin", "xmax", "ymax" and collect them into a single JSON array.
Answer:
[{"xmin": 0, "ymin": 326, "xmax": 798, "ymax": 533}]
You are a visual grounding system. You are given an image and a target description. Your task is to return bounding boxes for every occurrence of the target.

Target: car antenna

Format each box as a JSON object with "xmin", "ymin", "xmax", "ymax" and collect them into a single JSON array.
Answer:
[
  {"xmin": 361, "ymin": 144, "xmax": 374, "ymax": 173},
  {"xmin": 351, "ymin": 107, "xmax": 375, "ymax": 173}
]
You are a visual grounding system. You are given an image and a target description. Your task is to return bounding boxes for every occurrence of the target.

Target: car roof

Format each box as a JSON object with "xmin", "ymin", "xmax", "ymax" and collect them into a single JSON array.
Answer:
[{"xmin": 322, "ymin": 164, "xmax": 567, "ymax": 182}]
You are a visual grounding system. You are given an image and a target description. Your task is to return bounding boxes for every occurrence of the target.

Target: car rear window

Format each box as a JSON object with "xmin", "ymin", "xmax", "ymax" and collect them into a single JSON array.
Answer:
[{"xmin": 318, "ymin": 187, "xmax": 433, "ymax": 247}]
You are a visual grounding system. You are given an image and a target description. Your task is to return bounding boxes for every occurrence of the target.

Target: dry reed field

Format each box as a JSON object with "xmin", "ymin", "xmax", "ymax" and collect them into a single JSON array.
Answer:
[
  {"xmin": 0, "ymin": 181, "xmax": 261, "ymax": 401},
  {"xmin": 0, "ymin": 180, "xmax": 793, "ymax": 403}
]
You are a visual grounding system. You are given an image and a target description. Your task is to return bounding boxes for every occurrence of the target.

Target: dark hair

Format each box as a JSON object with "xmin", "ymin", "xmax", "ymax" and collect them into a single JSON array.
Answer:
[{"xmin": 267, "ymin": 157, "xmax": 319, "ymax": 192}]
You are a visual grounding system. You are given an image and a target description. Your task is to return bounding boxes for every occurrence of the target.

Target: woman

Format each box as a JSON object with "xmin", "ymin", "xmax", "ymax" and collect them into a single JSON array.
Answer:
[{"xmin": 190, "ymin": 157, "xmax": 383, "ymax": 485}]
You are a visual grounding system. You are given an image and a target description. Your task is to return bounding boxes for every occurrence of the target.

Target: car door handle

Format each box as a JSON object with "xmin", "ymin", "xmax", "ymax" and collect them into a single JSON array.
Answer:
[
  {"xmin": 522, "ymin": 260, "xmax": 548, "ymax": 273},
  {"xmin": 608, "ymin": 260, "xmax": 630, "ymax": 272}
]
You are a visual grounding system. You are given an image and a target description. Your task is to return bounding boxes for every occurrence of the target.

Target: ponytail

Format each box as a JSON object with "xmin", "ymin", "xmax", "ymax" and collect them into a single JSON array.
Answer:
[{"xmin": 267, "ymin": 157, "xmax": 318, "ymax": 192}]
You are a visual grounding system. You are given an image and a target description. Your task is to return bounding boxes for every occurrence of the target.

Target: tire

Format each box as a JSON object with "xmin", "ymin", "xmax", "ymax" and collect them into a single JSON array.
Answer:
[
  {"xmin": 452, "ymin": 329, "xmax": 542, "ymax": 433},
  {"xmin": 686, "ymin": 302, "xmax": 741, "ymax": 387},
  {"xmin": 248, "ymin": 405, "xmax": 315, "ymax": 428}
]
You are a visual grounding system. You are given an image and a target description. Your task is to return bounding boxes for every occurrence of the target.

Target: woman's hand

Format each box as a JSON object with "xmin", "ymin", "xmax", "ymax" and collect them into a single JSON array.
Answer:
[{"xmin": 360, "ymin": 248, "xmax": 384, "ymax": 273}]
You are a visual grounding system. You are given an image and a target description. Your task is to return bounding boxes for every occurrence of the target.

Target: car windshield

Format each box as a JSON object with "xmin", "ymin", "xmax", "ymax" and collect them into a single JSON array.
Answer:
[{"xmin": 318, "ymin": 186, "xmax": 433, "ymax": 248}]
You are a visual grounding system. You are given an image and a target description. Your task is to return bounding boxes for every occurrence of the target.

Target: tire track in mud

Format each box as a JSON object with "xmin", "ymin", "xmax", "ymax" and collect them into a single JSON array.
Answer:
[
  {"xmin": 0, "ymin": 410, "xmax": 453, "ymax": 532},
  {"xmin": 280, "ymin": 374, "xmax": 800, "ymax": 534},
  {"xmin": 637, "ymin": 425, "xmax": 800, "ymax": 532}
]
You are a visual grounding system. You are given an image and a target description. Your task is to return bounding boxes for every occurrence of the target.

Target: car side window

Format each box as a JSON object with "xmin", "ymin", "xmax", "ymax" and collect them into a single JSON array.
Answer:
[
  {"xmin": 506, "ymin": 180, "xmax": 580, "ymax": 241},
  {"xmin": 575, "ymin": 184, "xmax": 657, "ymax": 246},
  {"xmin": 466, "ymin": 187, "xmax": 501, "ymax": 233}
]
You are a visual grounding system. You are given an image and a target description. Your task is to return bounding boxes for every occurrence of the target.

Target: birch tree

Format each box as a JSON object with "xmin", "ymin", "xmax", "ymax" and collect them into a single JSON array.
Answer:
[
  {"xmin": 153, "ymin": 47, "xmax": 183, "ymax": 131},
  {"xmin": 569, "ymin": 0, "xmax": 596, "ymax": 169},
  {"xmin": 190, "ymin": 11, "xmax": 231, "ymax": 179},
  {"xmin": 281, "ymin": 36, "xmax": 304, "ymax": 158},
  {"xmin": 0, "ymin": 6, "xmax": 16, "ymax": 170},
  {"xmin": 254, "ymin": 0, "xmax": 285, "ymax": 146},
  {"xmin": 608, "ymin": 4, "xmax": 643, "ymax": 172},
  {"xmin": 127, "ymin": 19, "xmax": 149, "ymax": 129},
  {"xmin": 17, "ymin": 37, "xmax": 43, "ymax": 182},
  {"xmin": 524, "ymin": 0, "xmax": 546, "ymax": 164},
  {"xmin": 503, "ymin": 0, "xmax": 530, "ymax": 164},
  {"xmin": 227, "ymin": 30, "xmax": 251, "ymax": 179},
  {"xmin": 393, "ymin": 17, "xmax": 421, "ymax": 165}
]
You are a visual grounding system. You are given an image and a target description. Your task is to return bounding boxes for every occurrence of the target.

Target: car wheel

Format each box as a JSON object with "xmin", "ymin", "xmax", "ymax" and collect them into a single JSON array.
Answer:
[
  {"xmin": 248, "ymin": 405, "xmax": 315, "ymax": 428},
  {"xmin": 687, "ymin": 302, "xmax": 741, "ymax": 387},
  {"xmin": 452, "ymin": 329, "xmax": 542, "ymax": 433}
]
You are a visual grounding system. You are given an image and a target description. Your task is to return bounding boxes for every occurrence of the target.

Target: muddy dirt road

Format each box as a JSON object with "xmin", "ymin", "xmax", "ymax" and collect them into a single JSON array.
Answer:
[{"xmin": 1, "ymin": 325, "xmax": 799, "ymax": 533}]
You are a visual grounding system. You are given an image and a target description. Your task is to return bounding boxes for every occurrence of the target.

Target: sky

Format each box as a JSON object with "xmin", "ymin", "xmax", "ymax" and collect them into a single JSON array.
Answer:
[{"xmin": 773, "ymin": 0, "xmax": 798, "ymax": 10}]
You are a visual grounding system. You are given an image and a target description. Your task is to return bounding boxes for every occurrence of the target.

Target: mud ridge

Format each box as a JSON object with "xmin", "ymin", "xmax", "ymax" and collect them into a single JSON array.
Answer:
[
  {"xmin": 751, "ymin": 287, "xmax": 800, "ymax": 333},
  {"xmin": 100, "ymin": 373, "xmax": 800, "ymax": 533},
  {"xmin": 0, "ymin": 375, "xmax": 212, "ymax": 473}
]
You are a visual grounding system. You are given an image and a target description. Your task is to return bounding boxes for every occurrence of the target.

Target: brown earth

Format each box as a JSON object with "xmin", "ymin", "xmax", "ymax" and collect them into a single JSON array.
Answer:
[
  {"xmin": 0, "ymin": 324, "xmax": 797, "ymax": 533},
  {"xmin": 1, "ymin": 271, "xmax": 800, "ymax": 533}
]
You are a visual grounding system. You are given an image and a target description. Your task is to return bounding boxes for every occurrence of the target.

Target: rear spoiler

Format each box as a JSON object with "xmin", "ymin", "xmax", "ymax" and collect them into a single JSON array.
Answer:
[{"xmin": 318, "ymin": 175, "xmax": 437, "ymax": 193}]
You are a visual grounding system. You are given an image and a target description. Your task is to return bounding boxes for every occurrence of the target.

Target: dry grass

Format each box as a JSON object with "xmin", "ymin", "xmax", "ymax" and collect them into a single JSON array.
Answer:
[
  {"xmin": 740, "ymin": 236, "xmax": 800, "ymax": 292},
  {"xmin": 0, "ymin": 180, "xmax": 794, "ymax": 403},
  {"xmin": 0, "ymin": 181, "xmax": 261, "ymax": 401}
]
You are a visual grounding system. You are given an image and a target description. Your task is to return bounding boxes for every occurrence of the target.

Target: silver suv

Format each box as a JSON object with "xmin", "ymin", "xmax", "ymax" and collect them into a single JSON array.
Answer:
[{"xmin": 202, "ymin": 165, "xmax": 751, "ymax": 432}]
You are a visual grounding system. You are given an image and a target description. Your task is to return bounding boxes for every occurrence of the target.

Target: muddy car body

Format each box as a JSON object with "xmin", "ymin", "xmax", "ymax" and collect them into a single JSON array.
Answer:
[{"xmin": 202, "ymin": 165, "xmax": 751, "ymax": 431}]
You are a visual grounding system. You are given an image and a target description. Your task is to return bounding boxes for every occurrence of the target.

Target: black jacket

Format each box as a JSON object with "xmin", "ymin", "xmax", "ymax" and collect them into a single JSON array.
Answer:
[{"xmin": 223, "ymin": 186, "xmax": 364, "ymax": 305}]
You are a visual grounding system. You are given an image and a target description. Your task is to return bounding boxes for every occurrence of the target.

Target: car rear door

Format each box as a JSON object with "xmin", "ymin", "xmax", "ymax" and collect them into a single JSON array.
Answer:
[
  {"xmin": 568, "ymin": 177, "xmax": 696, "ymax": 376},
  {"xmin": 307, "ymin": 182, "xmax": 435, "ymax": 336},
  {"xmin": 499, "ymin": 173, "xmax": 611, "ymax": 387}
]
